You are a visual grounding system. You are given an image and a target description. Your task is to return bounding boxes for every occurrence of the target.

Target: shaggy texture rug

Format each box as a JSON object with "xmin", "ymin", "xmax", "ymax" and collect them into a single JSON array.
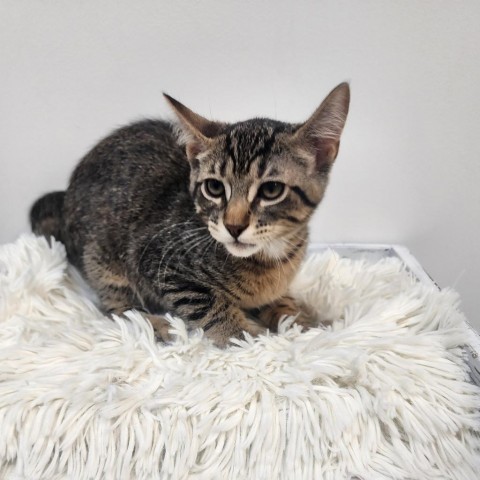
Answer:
[{"xmin": 0, "ymin": 235, "xmax": 479, "ymax": 480}]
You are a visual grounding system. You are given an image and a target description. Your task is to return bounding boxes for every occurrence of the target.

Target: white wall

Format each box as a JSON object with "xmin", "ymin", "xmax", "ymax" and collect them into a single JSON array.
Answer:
[{"xmin": 1, "ymin": 1, "xmax": 479, "ymax": 328}]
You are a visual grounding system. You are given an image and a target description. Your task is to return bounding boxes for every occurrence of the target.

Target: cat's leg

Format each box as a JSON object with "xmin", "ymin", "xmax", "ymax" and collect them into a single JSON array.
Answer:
[
  {"xmin": 157, "ymin": 285, "xmax": 265, "ymax": 347},
  {"xmin": 83, "ymin": 248, "xmax": 137, "ymax": 311},
  {"xmin": 82, "ymin": 245, "xmax": 173, "ymax": 341},
  {"xmin": 142, "ymin": 313, "xmax": 173, "ymax": 342},
  {"xmin": 89, "ymin": 279, "xmax": 173, "ymax": 341},
  {"xmin": 254, "ymin": 296, "xmax": 317, "ymax": 332},
  {"xmin": 196, "ymin": 299, "xmax": 266, "ymax": 348},
  {"xmin": 134, "ymin": 243, "xmax": 265, "ymax": 346}
]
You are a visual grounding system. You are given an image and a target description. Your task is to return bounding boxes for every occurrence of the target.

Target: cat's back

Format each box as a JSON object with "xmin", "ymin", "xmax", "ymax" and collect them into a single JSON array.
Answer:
[
  {"xmin": 68, "ymin": 119, "xmax": 187, "ymax": 191},
  {"xmin": 63, "ymin": 119, "xmax": 190, "ymax": 267}
]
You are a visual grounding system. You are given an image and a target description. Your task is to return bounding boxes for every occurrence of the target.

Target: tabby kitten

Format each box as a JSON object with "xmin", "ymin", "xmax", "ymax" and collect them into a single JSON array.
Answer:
[{"xmin": 30, "ymin": 83, "xmax": 350, "ymax": 347}]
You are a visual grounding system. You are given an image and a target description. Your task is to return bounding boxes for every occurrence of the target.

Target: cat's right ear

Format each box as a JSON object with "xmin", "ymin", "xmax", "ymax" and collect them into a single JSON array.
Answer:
[{"xmin": 164, "ymin": 94, "xmax": 225, "ymax": 160}]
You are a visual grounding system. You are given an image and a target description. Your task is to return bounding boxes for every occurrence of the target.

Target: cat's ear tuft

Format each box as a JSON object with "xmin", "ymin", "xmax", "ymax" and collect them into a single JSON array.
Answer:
[
  {"xmin": 294, "ymin": 82, "xmax": 350, "ymax": 172},
  {"xmin": 163, "ymin": 94, "xmax": 225, "ymax": 160}
]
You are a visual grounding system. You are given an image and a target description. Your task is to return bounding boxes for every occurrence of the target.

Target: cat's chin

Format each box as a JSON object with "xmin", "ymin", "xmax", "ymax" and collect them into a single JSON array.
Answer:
[{"xmin": 225, "ymin": 242, "xmax": 261, "ymax": 258}]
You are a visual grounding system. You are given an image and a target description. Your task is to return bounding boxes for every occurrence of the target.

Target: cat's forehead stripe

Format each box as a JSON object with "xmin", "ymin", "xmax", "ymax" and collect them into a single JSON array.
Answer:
[{"xmin": 224, "ymin": 120, "xmax": 288, "ymax": 175}]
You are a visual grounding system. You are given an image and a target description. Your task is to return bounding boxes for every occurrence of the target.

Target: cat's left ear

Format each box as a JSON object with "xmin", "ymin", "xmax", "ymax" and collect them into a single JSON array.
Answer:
[
  {"xmin": 164, "ymin": 94, "xmax": 225, "ymax": 160},
  {"xmin": 293, "ymin": 82, "xmax": 350, "ymax": 172}
]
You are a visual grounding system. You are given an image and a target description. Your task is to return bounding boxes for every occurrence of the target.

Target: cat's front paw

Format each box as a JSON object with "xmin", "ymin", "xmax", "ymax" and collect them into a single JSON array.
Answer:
[
  {"xmin": 255, "ymin": 296, "xmax": 318, "ymax": 332},
  {"xmin": 239, "ymin": 317, "xmax": 267, "ymax": 338},
  {"xmin": 289, "ymin": 308, "xmax": 318, "ymax": 331},
  {"xmin": 201, "ymin": 312, "xmax": 266, "ymax": 348},
  {"xmin": 145, "ymin": 313, "xmax": 174, "ymax": 343}
]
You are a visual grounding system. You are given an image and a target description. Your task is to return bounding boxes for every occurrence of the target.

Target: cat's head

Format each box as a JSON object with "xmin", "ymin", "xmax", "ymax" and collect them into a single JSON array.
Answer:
[{"xmin": 165, "ymin": 83, "xmax": 350, "ymax": 260}]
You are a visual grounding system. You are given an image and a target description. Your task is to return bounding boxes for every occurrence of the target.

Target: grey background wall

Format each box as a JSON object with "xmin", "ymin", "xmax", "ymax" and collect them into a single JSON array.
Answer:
[{"xmin": 1, "ymin": 1, "xmax": 479, "ymax": 328}]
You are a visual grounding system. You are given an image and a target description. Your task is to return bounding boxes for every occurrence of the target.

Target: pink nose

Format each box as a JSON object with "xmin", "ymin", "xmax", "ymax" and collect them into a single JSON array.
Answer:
[{"xmin": 225, "ymin": 223, "xmax": 248, "ymax": 239}]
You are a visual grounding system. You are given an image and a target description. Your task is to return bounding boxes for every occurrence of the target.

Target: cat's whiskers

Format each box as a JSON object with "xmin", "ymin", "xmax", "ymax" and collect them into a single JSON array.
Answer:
[
  {"xmin": 269, "ymin": 252, "xmax": 283, "ymax": 293},
  {"xmin": 213, "ymin": 237, "xmax": 220, "ymax": 258},
  {"xmin": 175, "ymin": 231, "xmax": 212, "ymax": 269},
  {"xmin": 273, "ymin": 234, "xmax": 307, "ymax": 283},
  {"xmin": 260, "ymin": 229, "xmax": 305, "ymax": 273},
  {"xmin": 155, "ymin": 228, "xmax": 209, "ymax": 283},
  {"xmin": 160, "ymin": 230, "xmax": 212, "ymax": 283},
  {"xmin": 198, "ymin": 237, "xmax": 216, "ymax": 264},
  {"xmin": 153, "ymin": 228, "xmax": 206, "ymax": 278},
  {"xmin": 276, "ymin": 231, "xmax": 305, "ymax": 252},
  {"xmin": 137, "ymin": 218, "xmax": 199, "ymax": 273},
  {"xmin": 222, "ymin": 243, "xmax": 232, "ymax": 269},
  {"xmin": 164, "ymin": 234, "xmax": 215, "ymax": 286}
]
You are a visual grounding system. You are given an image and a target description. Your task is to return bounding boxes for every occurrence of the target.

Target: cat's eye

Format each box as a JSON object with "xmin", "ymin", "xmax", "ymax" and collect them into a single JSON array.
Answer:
[
  {"xmin": 204, "ymin": 179, "xmax": 225, "ymax": 198},
  {"xmin": 258, "ymin": 182, "xmax": 286, "ymax": 201}
]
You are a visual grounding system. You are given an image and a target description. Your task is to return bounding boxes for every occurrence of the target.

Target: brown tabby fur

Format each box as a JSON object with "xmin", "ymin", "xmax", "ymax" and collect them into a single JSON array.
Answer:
[{"xmin": 30, "ymin": 83, "xmax": 350, "ymax": 347}]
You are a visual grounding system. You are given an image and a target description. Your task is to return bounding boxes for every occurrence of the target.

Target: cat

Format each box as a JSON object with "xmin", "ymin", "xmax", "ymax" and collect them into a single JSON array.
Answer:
[{"xmin": 30, "ymin": 82, "xmax": 350, "ymax": 347}]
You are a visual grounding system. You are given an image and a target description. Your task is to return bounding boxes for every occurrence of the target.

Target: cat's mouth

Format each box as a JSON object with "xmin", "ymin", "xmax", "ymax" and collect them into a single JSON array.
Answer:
[{"xmin": 224, "ymin": 241, "xmax": 260, "ymax": 258}]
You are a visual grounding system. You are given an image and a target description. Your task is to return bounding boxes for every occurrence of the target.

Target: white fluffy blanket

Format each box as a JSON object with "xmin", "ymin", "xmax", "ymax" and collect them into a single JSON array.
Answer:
[{"xmin": 0, "ymin": 235, "xmax": 479, "ymax": 480}]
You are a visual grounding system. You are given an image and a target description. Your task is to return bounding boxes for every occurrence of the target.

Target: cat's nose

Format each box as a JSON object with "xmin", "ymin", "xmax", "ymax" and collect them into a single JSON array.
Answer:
[{"xmin": 225, "ymin": 223, "xmax": 248, "ymax": 239}]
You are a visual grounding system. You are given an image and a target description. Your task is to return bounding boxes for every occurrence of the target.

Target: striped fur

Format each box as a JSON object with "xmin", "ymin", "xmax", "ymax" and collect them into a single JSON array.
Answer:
[{"xmin": 30, "ymin": 83, "xmax": 350, "ymax": 346}]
